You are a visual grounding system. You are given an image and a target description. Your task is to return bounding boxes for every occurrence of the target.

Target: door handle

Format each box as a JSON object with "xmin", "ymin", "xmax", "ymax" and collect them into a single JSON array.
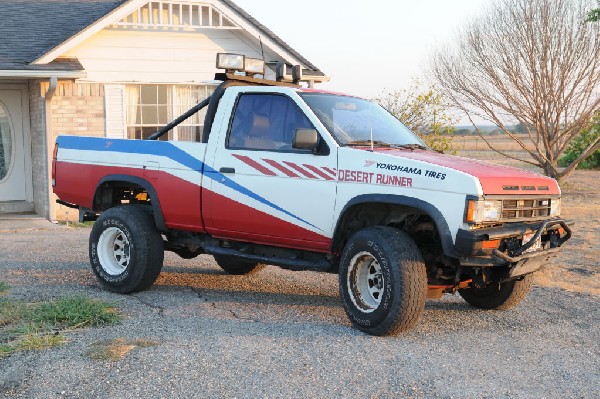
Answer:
[{"xmin": 219, "ymin": 167, "xmax": 236, "ymax": 174}]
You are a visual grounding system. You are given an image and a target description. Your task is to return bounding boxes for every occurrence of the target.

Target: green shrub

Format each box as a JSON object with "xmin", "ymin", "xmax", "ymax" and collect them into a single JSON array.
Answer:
[{"xmin": 559, "ymin": 117, "xmax": 600, "ymax": 169}]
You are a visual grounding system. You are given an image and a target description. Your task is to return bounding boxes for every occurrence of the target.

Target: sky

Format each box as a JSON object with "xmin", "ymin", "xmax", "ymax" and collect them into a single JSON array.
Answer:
[{"xmin": 233, "ymin": 0, "xmax": 488, "ymax": 100}]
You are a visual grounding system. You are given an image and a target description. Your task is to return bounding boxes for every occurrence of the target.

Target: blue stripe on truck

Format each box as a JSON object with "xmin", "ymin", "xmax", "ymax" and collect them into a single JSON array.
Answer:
[{"xmin": 57, "ymin": 136, "xmax": 320, "ymax": 231}]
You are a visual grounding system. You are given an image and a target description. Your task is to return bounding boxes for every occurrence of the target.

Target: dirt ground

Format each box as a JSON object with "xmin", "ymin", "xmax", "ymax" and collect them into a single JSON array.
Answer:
[{"xmin": 534, "ymin": 170, "xmax": 600, "ymax": 295}]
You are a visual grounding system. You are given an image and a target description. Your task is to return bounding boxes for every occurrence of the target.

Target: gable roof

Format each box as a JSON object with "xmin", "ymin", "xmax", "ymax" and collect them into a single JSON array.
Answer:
[{"xmin": 0, "ymin": 0, "xmax": 323, "ymax": 76}]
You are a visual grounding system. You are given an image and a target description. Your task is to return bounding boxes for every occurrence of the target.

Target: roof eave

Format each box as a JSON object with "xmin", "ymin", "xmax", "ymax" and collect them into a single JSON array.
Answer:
[{"xmin": 0, "ymin": 70, "xmax": 87, "ymax": 79}]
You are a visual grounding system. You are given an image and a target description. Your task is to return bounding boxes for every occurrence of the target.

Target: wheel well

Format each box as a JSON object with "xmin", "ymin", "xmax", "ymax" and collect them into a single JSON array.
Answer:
[
  {"xmin": 93, "ymin": 181, "xmax": 151, "ymax": 211},
  {"xmin": 334, "ymin": 201, "xmax": 446, "ymax": 257},
  {"xmin": 92, "ymin": 179, "xmax": 166, "ymax": 231}
]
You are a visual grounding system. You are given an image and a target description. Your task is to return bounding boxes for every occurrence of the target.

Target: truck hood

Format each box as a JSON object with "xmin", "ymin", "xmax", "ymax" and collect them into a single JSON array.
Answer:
[{"xmin": 366, "ymin": 148, "xmax": 560, "ymax": 195}]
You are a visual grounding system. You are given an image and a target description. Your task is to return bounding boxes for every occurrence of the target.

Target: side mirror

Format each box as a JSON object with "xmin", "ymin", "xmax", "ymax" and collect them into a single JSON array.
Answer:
[{"xmin": 292, "ymin": 128, "xmax": 319, "ymax": 150}]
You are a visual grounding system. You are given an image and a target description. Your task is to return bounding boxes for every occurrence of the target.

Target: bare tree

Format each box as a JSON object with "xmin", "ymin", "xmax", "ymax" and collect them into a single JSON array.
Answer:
[{"xmin": 431, "ymin": 0, "xmax": 600, "ymax": 180}]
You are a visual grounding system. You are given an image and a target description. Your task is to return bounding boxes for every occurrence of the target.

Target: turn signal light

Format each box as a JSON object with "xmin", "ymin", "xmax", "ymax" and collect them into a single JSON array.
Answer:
[{"xmin": 482, "ymin": 239, "xmax": 500, "ymax": 249}]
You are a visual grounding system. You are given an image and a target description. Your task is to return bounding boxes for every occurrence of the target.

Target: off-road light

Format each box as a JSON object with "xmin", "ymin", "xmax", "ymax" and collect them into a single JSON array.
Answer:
[
  {"xmin": 466, "ymin": 199, "xmax": 502, "ymax": 223},
  {"xmin": 275, "ymin": 62, "xmax": 303, "ymax": 83},
  {"xmin": 216, "ymin": 53, "xmax": 245, "ymax": 71},
  {"xmin": 244, "ymin": 57, "xmax": 265, "ymax": 75},
  {"xmin": 275, "ymin": 61, "xmax": 289, "ymax": 81},
  {"xmin": 292, "ymin": 65, "xmax": 303, "ymax": 84}
]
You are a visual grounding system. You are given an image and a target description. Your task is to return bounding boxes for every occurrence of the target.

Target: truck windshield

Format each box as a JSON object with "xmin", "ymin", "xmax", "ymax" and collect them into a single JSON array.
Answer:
[{"xmin": 300, "ymin": 93, "xmax": 426, "ymax": 147}]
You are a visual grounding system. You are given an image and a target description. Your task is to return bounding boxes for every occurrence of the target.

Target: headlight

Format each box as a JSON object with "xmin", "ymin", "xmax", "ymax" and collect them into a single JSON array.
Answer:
[
  {"xmin": 466, "ymin": 199, "xmax": 502, "ymax": 223},
  {"xmin": 550, "ymin": 198, "xmax": 561, "ymax": 217}
]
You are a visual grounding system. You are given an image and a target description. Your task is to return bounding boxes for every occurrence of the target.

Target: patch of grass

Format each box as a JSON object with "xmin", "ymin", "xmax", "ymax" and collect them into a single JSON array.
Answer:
[
  {"xmin": 0, "ymin": 281, "xmax": 9, "ymax": 294},
  {"xmin": 0, "ymin": 295, "xmax": 119, "ymax": 359},
  {"xmin": 15, "ymin": 332, "xmax": 66, "ymax": 351},
  {"xmin": 86, "ymin": 338, "xmax": 158, "ymax": 361},
  {"xmin": 28, "ymin": 295, "xmax": 119, "ymax": 330}
]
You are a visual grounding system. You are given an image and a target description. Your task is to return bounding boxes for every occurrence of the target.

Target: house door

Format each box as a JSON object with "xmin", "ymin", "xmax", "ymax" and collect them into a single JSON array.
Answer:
[{"xmin": 0, "ymin": 88, "xmax": 31, "ymax": 202}]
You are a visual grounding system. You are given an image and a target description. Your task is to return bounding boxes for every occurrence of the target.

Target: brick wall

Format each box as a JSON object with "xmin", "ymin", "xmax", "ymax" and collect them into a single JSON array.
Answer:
[
  {"xmin": 48, "ymin": 82, "xmax": 105, "ymax": 139},
  {"xmin": 30, "ymin": 80, "xmax": 106, "ymax": 221}
]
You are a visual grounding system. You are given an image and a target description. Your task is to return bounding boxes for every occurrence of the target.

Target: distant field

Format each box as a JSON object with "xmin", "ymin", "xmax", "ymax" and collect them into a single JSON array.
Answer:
[{"xmin": 454, "ymin": 134, "xmax": 536, "ymax": 170}]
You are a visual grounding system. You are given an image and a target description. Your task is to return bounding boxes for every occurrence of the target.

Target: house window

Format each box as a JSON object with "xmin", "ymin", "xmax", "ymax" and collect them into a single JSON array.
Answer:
[{"xmin": 125, "ymin": 84, "xmax": 214, "ymax": 141}]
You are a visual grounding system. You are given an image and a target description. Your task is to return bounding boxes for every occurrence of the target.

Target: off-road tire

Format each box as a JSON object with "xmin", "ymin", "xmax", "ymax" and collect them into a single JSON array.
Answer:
[
  {"xmin": 89, "ymin": 206, "xmax": 164, "ymax": 294},
  {"xmin": 459, "ymin": 274, "xmax": 533, "ymax": 310},
  {"xmin": 339, "ymin": 226, "xmax": 427, "ymax": 336},
  {"xmin": 214, "ymin": 255, "xmax": 265, "ymax": 275}
]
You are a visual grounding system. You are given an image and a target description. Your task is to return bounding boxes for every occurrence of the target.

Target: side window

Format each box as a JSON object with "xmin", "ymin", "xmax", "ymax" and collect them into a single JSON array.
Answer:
[{"xmin": 227, "ymin": 94, "xmax": 315, "ymax": 151}]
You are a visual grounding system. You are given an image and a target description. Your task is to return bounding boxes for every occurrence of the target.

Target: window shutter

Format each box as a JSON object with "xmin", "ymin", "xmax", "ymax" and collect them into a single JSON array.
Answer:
[{"xmin": 104, "ymin": 84, "xmax": 126, "ymax": 138}]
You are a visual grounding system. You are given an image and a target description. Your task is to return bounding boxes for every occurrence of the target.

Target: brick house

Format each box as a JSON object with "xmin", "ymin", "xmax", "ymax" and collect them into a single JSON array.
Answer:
[{"xmin": 0, "ymin": 0, "xmax": 326, "ymax": 220}]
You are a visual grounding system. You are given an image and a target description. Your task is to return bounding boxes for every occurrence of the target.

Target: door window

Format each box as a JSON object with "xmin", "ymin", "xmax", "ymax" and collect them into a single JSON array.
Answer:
[
  {"xmin": 0, "ymin": 102, "xmax": 13, "ymax": 181},
  {"xmin": 227, "ymin": 94, "xmax": 315, "ymax": 151}
]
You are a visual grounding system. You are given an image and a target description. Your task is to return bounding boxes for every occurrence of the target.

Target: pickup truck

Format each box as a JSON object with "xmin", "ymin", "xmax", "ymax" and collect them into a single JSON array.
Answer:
[{"xmin": 53, "ymin": 54, "xmax": 571, "ymax": 335}]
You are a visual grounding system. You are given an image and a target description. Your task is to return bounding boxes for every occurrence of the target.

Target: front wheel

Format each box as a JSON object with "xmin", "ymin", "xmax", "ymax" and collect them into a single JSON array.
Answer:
[
  {"xmin": 339, "ymin": 226, "xmax": 427, "ymax": 336},
  {"xmin": 459, "ymin": 274, "xmax": 533, "ymax": 310},
  {"xmin": 89, "ymin": 206, "xmax": 164, "ymax": 294}
]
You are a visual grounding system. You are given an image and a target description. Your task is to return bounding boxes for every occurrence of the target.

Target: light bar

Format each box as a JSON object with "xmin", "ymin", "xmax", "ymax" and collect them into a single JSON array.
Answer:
[
  {"xmin": 245, "ymin": 57, "xmax": 265, "ymax": 75},
  {"xmin": 216, "ymin": 53, "xmax": 244, "ymax": 71}
]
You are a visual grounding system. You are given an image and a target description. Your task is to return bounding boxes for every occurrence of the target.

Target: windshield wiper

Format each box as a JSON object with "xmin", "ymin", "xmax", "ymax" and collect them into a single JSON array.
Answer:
[
  {"xmin": 345, "ymin": 140, "xmax": 391, "ymax": 147},
  {"xmin": 391, "ymin": 143, "xmax": 429, "ymax": 151}
]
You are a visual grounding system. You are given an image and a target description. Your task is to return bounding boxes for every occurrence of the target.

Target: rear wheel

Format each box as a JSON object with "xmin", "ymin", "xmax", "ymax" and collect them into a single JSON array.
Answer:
[
  {"xmin": 214, "ymin": 255, "xmax": 265, "ymax": 275},
  {"xmin": 459, "ymin": 274, "xmax": 533, "ymax": 310},
  {"xmin": 339, "ymin": 226, "xmax": 427, "ymax": 336},
  {"xmin": 89, "ymin": 206, "xmax": 164, "ymax": 293}
]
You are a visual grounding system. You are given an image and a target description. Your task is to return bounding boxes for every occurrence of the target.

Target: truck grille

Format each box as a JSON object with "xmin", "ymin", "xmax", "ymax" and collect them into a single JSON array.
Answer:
[{"xmin": 501, "ymin": 199, "xmax": 551, "ymax": 220}]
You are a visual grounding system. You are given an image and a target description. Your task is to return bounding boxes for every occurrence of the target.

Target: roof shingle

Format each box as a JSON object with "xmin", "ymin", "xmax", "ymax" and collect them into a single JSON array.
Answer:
[{"xmin": 0, "ymin": 0, "xmax": 128, "ymax": 65}]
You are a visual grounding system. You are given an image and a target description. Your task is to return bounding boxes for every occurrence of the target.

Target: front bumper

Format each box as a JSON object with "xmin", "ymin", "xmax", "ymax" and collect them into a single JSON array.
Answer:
[{"xmin": 455, "ymin": 219, "xmax": 572, "ymax": 270}]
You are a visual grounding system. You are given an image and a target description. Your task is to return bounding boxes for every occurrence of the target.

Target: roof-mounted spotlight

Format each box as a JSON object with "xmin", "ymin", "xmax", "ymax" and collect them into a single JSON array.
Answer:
[
  {"xmin": 275, "ymin": 61, "xmax": 288, "ymax": 82},
  {"xmin": 275, "ymin": 62, "xmax": 305, "ymax": 85},
  {"xmin": 244, "ymin": 57, "xmax": 265, "ymax": 76},
  {"xmin": 292, "ymin": 65, "xmax": 302, "ymax": 85},
  {"xmin": 216, "ymin": 53, "xmax": 245, "ymax": 73}
]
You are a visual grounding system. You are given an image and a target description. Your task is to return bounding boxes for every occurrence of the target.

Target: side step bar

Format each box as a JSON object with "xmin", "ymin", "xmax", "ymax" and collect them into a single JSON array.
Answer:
[{"xmin": 204, "ymin": 245, "xmax": 332, "ymax": 272}]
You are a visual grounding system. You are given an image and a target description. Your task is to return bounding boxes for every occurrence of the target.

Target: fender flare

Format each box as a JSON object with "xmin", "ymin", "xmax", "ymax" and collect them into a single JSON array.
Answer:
[
  {"xmin": 95, "ymin": 175, "xmax": 167, "ymax": 231},
  {"xmin": 333, "ymin": 194, "xmax": 457, "ymax": 258}
]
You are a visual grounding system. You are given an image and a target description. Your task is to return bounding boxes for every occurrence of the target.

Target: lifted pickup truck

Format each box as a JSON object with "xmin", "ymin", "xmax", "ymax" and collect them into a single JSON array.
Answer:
[{"xmin": 53, "ymin": 54, "xmax": 571, "ymax": 335}]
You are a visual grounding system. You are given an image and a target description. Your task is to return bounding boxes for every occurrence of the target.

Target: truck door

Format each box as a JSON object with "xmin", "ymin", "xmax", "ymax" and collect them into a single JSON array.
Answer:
[{"xmin": 204, "ymin": 89, "xmax": 337, "ymax": 253}]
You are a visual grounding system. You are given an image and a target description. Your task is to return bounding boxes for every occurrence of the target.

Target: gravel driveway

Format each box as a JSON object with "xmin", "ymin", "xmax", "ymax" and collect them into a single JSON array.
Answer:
[{"xmin": 1, "ymin": 226, "xmax": 598, "ymax": 399}]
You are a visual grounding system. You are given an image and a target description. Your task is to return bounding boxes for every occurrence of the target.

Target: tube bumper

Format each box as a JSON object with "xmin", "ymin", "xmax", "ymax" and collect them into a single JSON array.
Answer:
[{"xmin": 455, "ymin": 218, "xmax": 572, "ymax": 270}]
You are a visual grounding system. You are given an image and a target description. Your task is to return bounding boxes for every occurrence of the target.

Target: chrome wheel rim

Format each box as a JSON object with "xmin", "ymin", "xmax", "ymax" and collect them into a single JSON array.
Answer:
[
  {"xmin": 347, "ymin": 251, "xmax": 384, "ymax": 313},
  {"xmin": 97, "ymin": 227, "xmax": 130, "ymax": 276}
]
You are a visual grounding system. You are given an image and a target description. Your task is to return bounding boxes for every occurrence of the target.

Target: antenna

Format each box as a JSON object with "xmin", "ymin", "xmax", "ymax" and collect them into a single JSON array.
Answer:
[
  {"xmin": 369, "ymin": 102, "xmax": 374, "ymax": 152},
  {"xmin": 259, "ymin": 35, "xmax": 265, "ymax": 61}
]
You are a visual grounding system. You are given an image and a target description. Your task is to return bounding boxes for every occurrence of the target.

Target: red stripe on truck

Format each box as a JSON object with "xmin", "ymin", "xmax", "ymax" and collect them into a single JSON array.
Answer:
[
  {"xmin": 203, "ymin": 190, "xmax": 331, "ymax": 252},
  {"xmin": 233, "ymin": 154, "xmax": 277, "ymax": 176}
]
